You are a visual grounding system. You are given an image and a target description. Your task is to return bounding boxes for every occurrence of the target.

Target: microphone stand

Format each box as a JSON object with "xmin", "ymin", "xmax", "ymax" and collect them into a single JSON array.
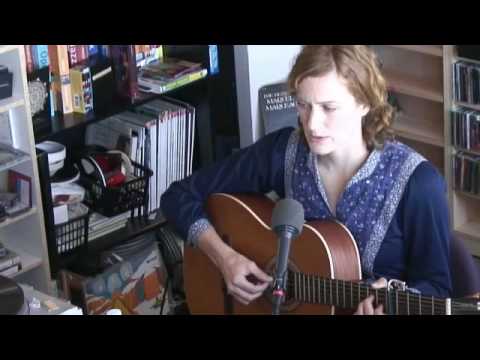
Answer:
[
  {"xmin": 271, "ymin": 228, "xmax": 294, "ymax": 315},
  {"xmin": 272, "ymin": 270, "xmax": 287, "ymax": 315}
]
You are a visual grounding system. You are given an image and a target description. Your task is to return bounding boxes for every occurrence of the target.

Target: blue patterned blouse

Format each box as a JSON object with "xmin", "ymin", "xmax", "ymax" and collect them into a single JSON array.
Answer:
[{"xmin": 161, "ymin": 127, "xmax": 452, "ymax": 298}]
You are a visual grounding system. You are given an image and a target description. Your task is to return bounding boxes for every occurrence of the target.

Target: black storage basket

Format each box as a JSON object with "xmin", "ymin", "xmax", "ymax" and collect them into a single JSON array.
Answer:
[
  {"xmin": 79, "ymin": 161, "xmax": 152, "ymax": 217},
  {"xmin": 54, "ymin": 211, "xmax": 90, "ymax": 256}
]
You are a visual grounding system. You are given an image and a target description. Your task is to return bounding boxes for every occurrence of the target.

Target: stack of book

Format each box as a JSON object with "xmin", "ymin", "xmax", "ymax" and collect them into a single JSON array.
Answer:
[
  {"xmin": 85, "ymin": 97, "xmax": 196, "ymax": 216},
  {"xmin": 0, "ymin": 244, "xmax": 21, "ymax": 276},
  {"xmin": 137, "ymin": 57, "xmax": 207, "ymax": 94},
  {"xmin": 88, "ymin": 211, "xmax": 131, "ymax": 241}
]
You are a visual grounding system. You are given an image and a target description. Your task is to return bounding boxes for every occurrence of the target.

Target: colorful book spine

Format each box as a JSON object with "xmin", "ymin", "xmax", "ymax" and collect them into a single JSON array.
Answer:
[
  {"xmin": 24, "ymin": 45, "xmax": 34, "ymax": 74},
  {"xmin": 68, "ymin": 45, "xmax": 80, "ymax": 67},
  {"xmin": 33, "ymin": 45, "xmax": 49, "ymax": 70},
  {"xmin": 49, "ymin": 45, "xmax": 73, "ymax": 114},
  {"xmin": 110, "ymin": 45, "xmax": 138, "ymax": 99},
  {"xmin": 208, "ymin": 45, "xmax": 219, "ymax": 75},
  {"xmin": 70, "ymin": 65, "xmax": 94, "ymax": 114},
  {"xmin": 100, "ymin": 45, "xmax": 110, "ymax": 58},
  {"xmin": 88, "ymin": 45, "xmax": 99, "ymax": 57}
]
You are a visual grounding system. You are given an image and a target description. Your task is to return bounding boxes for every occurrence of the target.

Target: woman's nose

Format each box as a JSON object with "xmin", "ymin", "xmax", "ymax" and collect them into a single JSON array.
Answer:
[{"xmin": 307, "ymin": 107, "xmax": 327, "ymax": 132}]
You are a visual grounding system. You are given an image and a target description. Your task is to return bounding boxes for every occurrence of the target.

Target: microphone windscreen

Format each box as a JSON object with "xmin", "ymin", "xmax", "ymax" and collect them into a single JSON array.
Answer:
[{"xmin": 271, "ymin": 198, "xmax": 304, "ymax": 234}]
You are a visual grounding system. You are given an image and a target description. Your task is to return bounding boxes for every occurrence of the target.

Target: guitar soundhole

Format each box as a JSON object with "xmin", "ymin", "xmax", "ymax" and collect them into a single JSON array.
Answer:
[{"xmin": 263, "ymin": 257, "xmax": 301, "ymax": 312}]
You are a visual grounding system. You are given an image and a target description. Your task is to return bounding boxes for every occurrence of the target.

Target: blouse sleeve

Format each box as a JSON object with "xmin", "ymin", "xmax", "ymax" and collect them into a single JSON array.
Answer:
[
  {"xmin": 402, "ymin": 161, "xmax": 452, "ymax": 298},
  {"xmin": 160, "ymin": 127, "xmax": 294, "ymax": 247}
]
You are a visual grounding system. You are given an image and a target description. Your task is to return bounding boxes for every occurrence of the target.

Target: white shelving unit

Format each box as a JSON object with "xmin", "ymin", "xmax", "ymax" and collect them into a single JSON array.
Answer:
[{"xmin": 0, "ymin": 45, "xmax": 51, "ymax": 293}]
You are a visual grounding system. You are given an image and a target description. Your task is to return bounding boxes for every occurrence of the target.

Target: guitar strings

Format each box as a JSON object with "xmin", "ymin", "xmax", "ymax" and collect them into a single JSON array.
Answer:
[{"xmin": 286, "ymin": 271, "xmax": 448, "ymax": 315}]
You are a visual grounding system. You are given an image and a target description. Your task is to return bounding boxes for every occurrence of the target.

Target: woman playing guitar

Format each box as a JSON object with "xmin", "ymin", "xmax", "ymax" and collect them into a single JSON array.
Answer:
[{"xmin": 160, "ymin": 45, "xmax": 452, "ymax": 315}]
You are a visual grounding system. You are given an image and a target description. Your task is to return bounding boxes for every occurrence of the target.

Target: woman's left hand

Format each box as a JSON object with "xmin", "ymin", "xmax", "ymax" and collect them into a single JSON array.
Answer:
[{"xmin": 354, "ymin": 277, "xmax": 388, "ymax": 315}]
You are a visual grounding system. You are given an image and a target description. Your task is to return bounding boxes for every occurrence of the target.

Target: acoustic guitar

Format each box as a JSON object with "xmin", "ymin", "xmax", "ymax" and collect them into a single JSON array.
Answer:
[{"xmin": 183, "ymin": 193, "xmax": 480, "ymax": 315}]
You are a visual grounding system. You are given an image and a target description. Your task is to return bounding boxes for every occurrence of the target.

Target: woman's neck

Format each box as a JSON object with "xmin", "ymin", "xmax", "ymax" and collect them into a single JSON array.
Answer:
[{"xmin": 317, "ymin": 139, "xmax": 370, "ymax": 176}]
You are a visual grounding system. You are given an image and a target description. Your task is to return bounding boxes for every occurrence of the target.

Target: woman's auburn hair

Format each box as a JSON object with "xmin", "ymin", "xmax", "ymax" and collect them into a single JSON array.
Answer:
[{"xmin": 287, "ymin": 45, "xmax": 395, "ymax": 150}]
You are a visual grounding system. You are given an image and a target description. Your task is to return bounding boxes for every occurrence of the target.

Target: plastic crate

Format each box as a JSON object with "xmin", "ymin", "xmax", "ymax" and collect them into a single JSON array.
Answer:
[
  {"xmin": 79, "ymin": 161, "xmax": 152, "ymax": 217},
  {"xmin": 54, "ymin": 211, "xmax": 90, "ymax": 256}
]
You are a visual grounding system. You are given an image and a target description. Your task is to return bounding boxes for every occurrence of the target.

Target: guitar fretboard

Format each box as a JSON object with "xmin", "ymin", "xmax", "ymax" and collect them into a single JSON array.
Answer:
[{"xmin": 287, "ymin": 271, "xmax": 448, "ymax": 315}]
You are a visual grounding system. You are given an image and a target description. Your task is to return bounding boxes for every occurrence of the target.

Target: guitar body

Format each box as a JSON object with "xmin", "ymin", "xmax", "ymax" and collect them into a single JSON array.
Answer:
[{"xmin": 184, "ymin": 193, "xmax": 362, "ymax": 315}]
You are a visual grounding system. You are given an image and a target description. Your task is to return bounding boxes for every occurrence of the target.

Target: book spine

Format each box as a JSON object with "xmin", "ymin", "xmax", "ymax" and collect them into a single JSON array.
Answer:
[
  {"xmin": 49, "ymin": 45, "xmax": 73, "ymax": 114},
  {"xmin": 57, "ymin": 45, "xmax": 73, "ymax": 114},
  {"xmin": 68, "ymin": 45, "xmax": 79, "ymax": 67},
  {"xmin": 208, "ymin": 45, "xmax": 219, "ymax": 75},
  {"xmin": 34, "ymin": 45, "xmax": 49, "ymax": 70},
  {"xmin": 88, "ymin": 45, "xmax": 99, "ymax": 57},
  {"xmin": 127, "ymin": 45, "xmax": 138, "ymax": 99},
  {"xmin": 24, "ymin": 45, "xmax": 34, "ymax": 74},
  {"xmin": 70, "ymin": 67, "xmax": 84, "ymax": 113},
  {"xmin": 78, "ymin": 45, "xmax": 88, "ymax": 63}
]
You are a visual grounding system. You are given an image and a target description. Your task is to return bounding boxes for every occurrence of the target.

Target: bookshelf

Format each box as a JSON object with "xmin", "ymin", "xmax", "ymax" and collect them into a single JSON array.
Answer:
[
  {"xmin": 447, "ymin": 45, "xmax": 480, "ymax": 257},
  {"xmin": 0, "ymin": 45, "xmax": 51, "ymax": 293},
  {"xmin": 372, "ymin": 45, "xmax": 446, "ymax": 176},
  {"xmin": 27, "ymin": 45, "xmax": 237, "ymax": 279},
  {"xmin": 373, "ymin": 45, "xmax": 480, "ymax": 257}
]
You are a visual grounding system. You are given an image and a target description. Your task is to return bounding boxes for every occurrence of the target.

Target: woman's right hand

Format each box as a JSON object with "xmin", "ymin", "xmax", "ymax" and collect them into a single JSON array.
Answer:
[{"xmin": 219, "ymin": 250, "xmax": 273, "ymax": 305}]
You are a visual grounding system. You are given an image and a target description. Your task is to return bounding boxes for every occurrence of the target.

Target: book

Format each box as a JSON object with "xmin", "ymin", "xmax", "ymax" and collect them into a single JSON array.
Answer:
[
  {"xmin": 49, "ymin": 45, "xmax": 73, "ymax": 114},
  {"xmin": 258, "ymin": 82, "xmax": 299, "ymax": 136},
  {"xmin": 110, "ymin": 45, "xmax": 138, "ymax": 99},
  {"xmin": 0, "ymin": 262, "xmax": 21, "ymax": 276},
  {"xmin": 24, "ymin": 45, "xmax": 34, "ymax": 74},
  {"xmin": 0, "ymin": 247, "xmax": 21, "ymax": 272},
  {"xmin": 32, "ymin": 45, "xmax": 49, "ymax": 70},
  {"xmin": 70, "ymin": 65, "xmax": 94, "ymax": 114}
]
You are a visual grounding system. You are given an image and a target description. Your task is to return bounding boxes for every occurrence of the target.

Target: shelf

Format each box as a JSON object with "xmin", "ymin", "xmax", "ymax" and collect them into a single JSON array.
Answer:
[
  {"xmin": 389, "ymin": 45, "xmax": 443, "ymax": 57},
  {"xmin": 455, "ymin": 190, "xmax": 480, "ymax": 202},
  {"xmin": 0, "ymin": 96, "xmax": 24, "ymax": 114},
  {"xmin": 454, "ymin": 101, "xmax": 480, "ymax": 112},
  {"xmin": 34, "ymin": 58, "xmax": 209, "ymax": 142},
  {"xmin": 455, "ymin": 223, "xmax": 480, "ymax": 257},
  {"xmin": 61, "ymin": 214, "xmax": 168, "ymax": 277},
  {"xmin": 394, "ymin": 113, "xmax": 444, "ymax": 147},
  {"xmin": 454, "ymin": 55, "xmax": 480, "ymax": 67},
  {"xmin": 384, "ymin": 70, "xmax": 444, "ymax": 103},
  {"xmin": 453, "ymin": 147, "xmax": 480, "ymax": 157},
  {"xmin": 87, "ymin": 214, "xmax": 167, "ymax": 253},
  {"xmin": 0, "ymin": 207, "xmax": 37, "ymax": 230}
]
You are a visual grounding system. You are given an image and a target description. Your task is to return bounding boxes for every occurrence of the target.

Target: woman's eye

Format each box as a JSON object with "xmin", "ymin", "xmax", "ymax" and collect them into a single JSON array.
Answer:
[
  {"xmin": 324, "ymin": 106, "xmax": 337, "ymax": 112},
  {"xmin": 297, "ymin": 101, "xmax": 309, "ymax": 110}
]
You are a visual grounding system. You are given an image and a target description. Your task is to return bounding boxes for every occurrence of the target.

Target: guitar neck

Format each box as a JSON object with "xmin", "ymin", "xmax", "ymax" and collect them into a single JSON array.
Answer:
[{"xmin": 287, "ymin": 271, "xmax": 450, "ymax": 315}]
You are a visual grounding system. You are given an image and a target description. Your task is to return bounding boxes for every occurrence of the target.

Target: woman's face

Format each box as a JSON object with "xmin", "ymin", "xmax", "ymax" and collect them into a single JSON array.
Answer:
[{"xmin": 296, "ymin": 70, "xmax": 369, "ymax": 157}]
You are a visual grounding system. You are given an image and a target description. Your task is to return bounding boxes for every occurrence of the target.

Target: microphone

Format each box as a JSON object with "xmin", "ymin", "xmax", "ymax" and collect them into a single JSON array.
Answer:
[{"xmin": 271, "ymin": 198, "xmax": 304, "ymax": 315}]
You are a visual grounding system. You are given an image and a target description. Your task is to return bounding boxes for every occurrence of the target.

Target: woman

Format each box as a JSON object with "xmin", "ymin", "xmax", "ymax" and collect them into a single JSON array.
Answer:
[{"xmin": 161, "ymin": 45, "xmax": 452, "ymax": 315}]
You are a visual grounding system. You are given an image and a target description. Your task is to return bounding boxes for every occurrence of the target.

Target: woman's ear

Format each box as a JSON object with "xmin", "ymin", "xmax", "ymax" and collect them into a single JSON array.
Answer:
[{"xmin": 359, "ymin": 104, "xmax": 370, "ymax": 118}]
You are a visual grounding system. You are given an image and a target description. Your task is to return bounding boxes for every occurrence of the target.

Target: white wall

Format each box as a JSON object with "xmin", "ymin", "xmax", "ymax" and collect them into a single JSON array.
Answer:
[{"xmin": 234, "ymin": 45, "xmax": 302, "ymax": 148}]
